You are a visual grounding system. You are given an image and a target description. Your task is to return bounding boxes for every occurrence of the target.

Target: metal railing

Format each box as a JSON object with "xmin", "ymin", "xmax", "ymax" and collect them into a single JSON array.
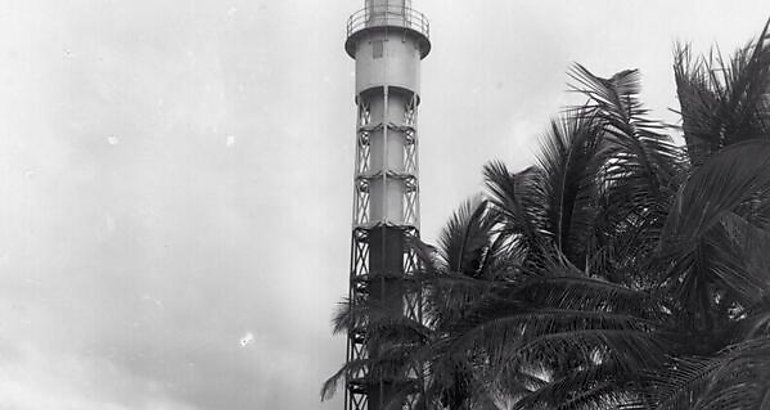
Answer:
[{"xmin": 346, "ymin": 5, "xmax": 430, "ymax": 40}]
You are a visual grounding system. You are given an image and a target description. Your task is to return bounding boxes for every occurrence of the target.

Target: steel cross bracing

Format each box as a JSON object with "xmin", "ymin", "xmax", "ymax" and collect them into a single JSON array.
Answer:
[
  {"xmin": 351, "ymin": 95, "xmax": 420, "ymax": 229},
  {"xmin": 346, "ymin": 90, "xmax": 424, "ymax": 410}
]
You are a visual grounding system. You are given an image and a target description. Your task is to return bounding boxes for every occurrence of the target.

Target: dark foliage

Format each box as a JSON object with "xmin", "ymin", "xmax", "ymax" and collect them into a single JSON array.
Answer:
[{"xmin": 325, "ymin": 19, "xmax": 770, "ymax": 410}]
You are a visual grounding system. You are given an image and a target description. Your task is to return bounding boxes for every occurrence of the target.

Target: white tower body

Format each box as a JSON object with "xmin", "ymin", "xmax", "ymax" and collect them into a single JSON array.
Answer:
[{"xmin": 343, "ymin": 1, "xmax": 431, "ymax": 410}]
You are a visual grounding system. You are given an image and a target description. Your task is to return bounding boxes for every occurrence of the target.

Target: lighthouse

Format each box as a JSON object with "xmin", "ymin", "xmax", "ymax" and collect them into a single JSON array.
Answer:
[{"xmin": 343, "ymin": 1, "xmax": 431, "ymax": 410}]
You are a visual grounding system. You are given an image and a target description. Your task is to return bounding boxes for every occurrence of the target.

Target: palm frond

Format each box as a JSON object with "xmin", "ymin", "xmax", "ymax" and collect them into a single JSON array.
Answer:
[
  {"xmin": 332, "ymin": 297, "xmax": 432, "ymax": 344},
  {"xmin": 535, "ymin": 113, "xmax": 604, "ymax": 267},
  {"xmin": 568, "ymin": 64, "xmax": 686, "ymax": 286},
  {"xmin": 644, "ymin": 355, "xmax": 721, "ymax": 410},
  {"xmin": 483, "ymin": 161, "xmax": 548, "ymax": 255},
  {"xmin": 419, "ymin": 271, "xmax": 503, "ymax": 331},
  {"xmin": 736, "ymin": 295, "xmax": 770, "ymax": 339},
  {"xmin": 662, "ymin": 139, "xmax": 770, "ymax": 313},
  {"xmin": 511, "ymin": 361, "xmax": 647, "ymax": 410},
  {"xmin": 321, "ymin": 347, "xmax": 422, "ymax": 402},
  {"xmin": 650, "ymin": 336, "xmax": 770, "ymax": 410},
  {"xmin": 508, "ymin": 275, "xmax": 667, "ymax": 321},
  {"xmin": 437, "ymin": 196, "xmax": 497, "ymax": 277},
  {"xmin": 443, "ymin": 298, "xmax": 668, "ymax": 380},
  {"xmin": 674, "ymin": 19, "xmax": 770, "ymax": 164}
]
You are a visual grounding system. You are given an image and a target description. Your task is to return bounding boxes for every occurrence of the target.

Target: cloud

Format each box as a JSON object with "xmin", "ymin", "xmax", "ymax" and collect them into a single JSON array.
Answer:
[{"xmin": 0, "ymin": 344, "xmax": 199, "ymax": 410}]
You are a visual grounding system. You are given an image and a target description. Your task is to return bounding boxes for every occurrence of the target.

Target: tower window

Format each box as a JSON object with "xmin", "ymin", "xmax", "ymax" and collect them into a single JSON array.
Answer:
[{"xmin": 373, "ymin": 40, "xmax": 383, "ymax": 59}]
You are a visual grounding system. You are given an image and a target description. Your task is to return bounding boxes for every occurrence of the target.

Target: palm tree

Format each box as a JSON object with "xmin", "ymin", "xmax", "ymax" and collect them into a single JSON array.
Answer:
[
  {"xmin": 429, "ymin": 65, "xmax": 680, "ymax": 409},
  {"xmin": 413, "ymin": 20, "xmax": 770, "ymax": 409},
  {"xmin": 489, "ymin": 21, "xmax": 770, "ymax": 409},
  {"xmin": 324, "ymin": 19, "xmax": 770, "ymax": 410},
  {"xmin": 644, "ymin": 20, "xmax": 770, "ymax": 407}
]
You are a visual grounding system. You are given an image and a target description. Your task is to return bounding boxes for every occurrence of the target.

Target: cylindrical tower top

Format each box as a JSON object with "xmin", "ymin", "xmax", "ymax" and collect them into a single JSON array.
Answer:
[
  {"xmin": 345, "ymin": 0, "xmax": 431, "ymax": 59},
  {"xmin": 367, "ymin": 0, "xmax": 410, "ymax": 11}
]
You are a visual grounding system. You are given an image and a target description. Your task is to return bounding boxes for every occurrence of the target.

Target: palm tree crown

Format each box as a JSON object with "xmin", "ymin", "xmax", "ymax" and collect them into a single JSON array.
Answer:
[{"xmin": 325, "ymin": 19, "xmax": 770, "ymax": 410}]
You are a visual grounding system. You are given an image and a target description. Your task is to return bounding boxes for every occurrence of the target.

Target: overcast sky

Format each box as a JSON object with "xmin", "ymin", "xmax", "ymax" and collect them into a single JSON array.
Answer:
[{"xmin": 0, "ymin": 1, "xmax": 767, "ymax": 409}]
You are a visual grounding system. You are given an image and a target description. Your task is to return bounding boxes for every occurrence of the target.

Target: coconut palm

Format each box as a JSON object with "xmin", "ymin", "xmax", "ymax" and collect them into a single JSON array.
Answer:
[
  {"xmin": 417, "ymin": 20, "xmax": 770, "ymax": 409},
  {"xmin": 429, "ymin": 67, "xmax": 680, "ymax": 408},
  {"xmin": 324, "ymin": 19, "xmax": 770, "ymax": 410},
  {"xmin": 495, "ymin": 22, "xmax": 770, "ymax": 409}
]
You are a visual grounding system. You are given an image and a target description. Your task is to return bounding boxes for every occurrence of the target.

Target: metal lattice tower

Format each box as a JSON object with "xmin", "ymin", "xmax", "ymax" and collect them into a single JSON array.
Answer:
[{"xmin": 343, "ymin": 1, "xmax": 431, "ymax": 410}]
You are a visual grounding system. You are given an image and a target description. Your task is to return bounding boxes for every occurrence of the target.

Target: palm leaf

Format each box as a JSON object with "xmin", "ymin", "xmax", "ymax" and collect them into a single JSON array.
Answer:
[
  {"xmin": 568, "ymin": 64, "xmax": 685, "ymax": 286},
  {"xmin": 649, "ymin": 336, "xmax": 770, "ymax": 410},
  {"xmin": 662, "ymin": 139, "xmax": 770, "ymax": 314},
  {"xmin": 674, "ymin": 19, "xmax": 770, "ymax": 164},
  {"xmin": 535, "ymin": 113, "xmax": 604, "ymax": 267},
  {"xmin": 436, "ymin": 196, "xmax": 496, "ymax": 277}
]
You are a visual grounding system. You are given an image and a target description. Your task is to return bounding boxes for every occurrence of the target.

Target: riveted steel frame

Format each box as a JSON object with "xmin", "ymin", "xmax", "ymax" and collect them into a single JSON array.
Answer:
[
  {"xmin": 351, "ymin": 93, "xmax": 421, "ymax": 230},
  {"xmin": 346, "ymin": 89, "xmax": 423, "ymax": 410}
]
